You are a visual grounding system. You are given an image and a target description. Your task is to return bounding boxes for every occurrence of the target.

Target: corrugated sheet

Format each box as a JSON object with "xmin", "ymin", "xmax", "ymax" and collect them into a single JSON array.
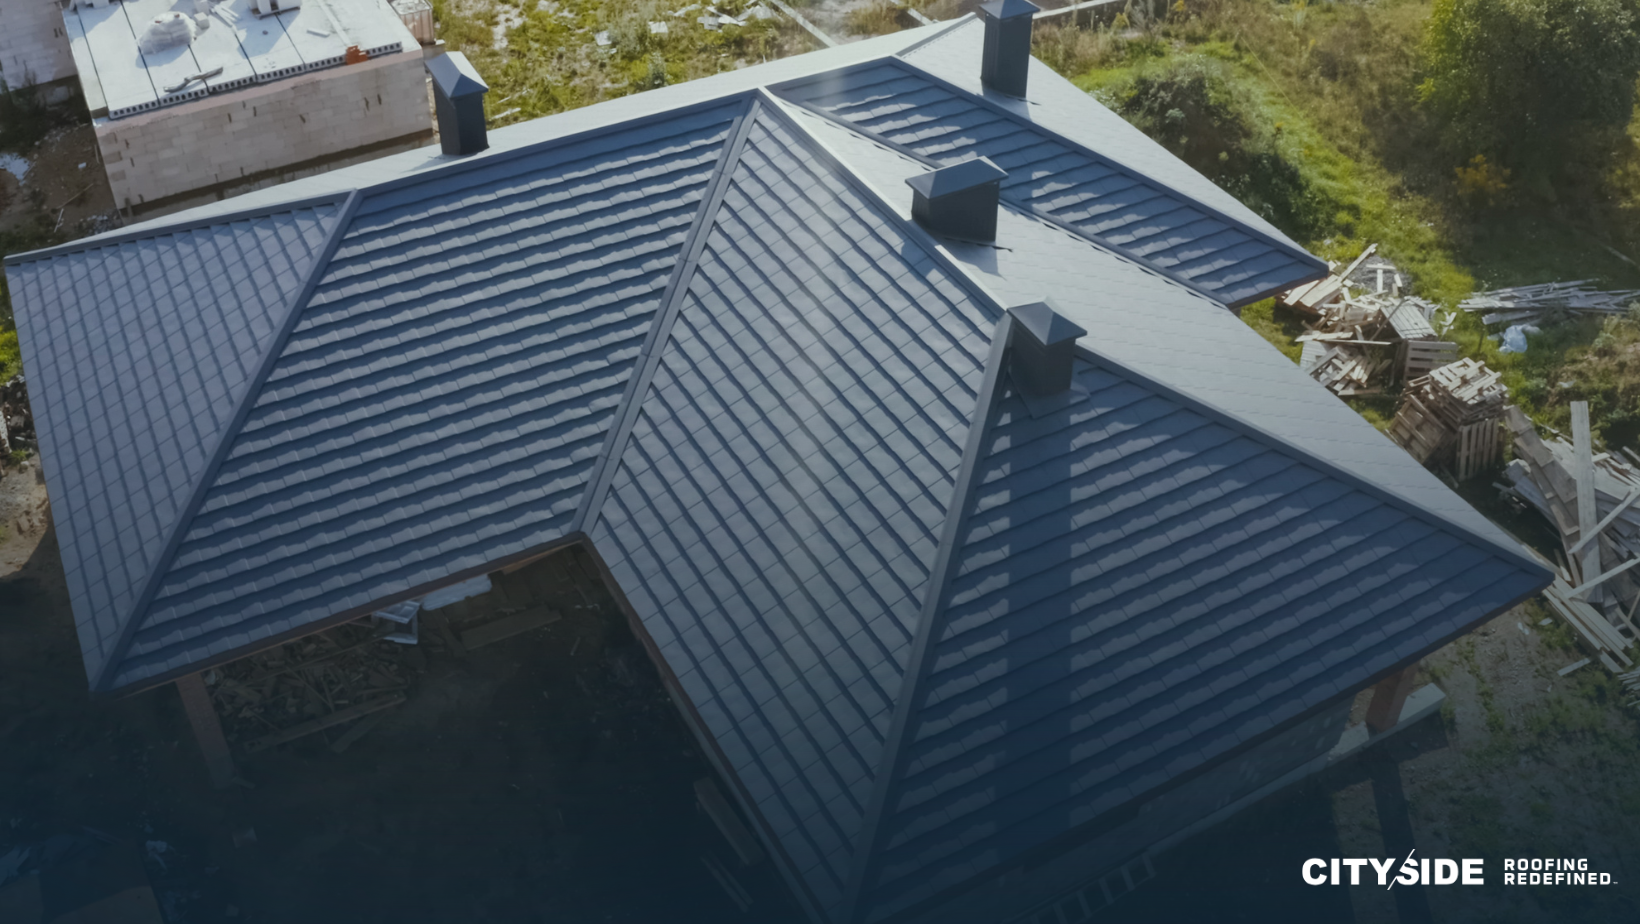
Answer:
[
  {"xmin": 855, "ymin": 358, "xmax": 1546, "ymax": 920},
  {"xmin": 591, "ymin": 108, "xmax": 996, "ymax": 916},
  {"xmin": 108, "ymin": 103, "xmax": 743, "ymax": 688},
  {"xmin": 775, "ymin": 60, "xmax": 1323, "ymax": 305},
  {"xmin": 6, "ymin": 203, "xmax": 345, "ymax": 685}
]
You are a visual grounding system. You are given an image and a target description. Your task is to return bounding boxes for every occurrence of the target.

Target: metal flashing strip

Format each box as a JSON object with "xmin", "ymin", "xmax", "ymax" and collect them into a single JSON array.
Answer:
[
  {"xmin": 92, "ymin": 190, "xmax": 366, "ymax": 693},
  {"xmin": 572, "ymin": 96, "xmax": 764, "ymax": 535},
  {"xmin": 837, "ymin": 314, "xmax": 1015, "ymax": 924}
]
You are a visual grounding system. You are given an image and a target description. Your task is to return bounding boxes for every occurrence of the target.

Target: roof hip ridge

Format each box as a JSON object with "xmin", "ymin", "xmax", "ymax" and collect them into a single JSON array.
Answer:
[{"xmin": 91, "ymin": 190, "xmax": 367, "ymax": 693}]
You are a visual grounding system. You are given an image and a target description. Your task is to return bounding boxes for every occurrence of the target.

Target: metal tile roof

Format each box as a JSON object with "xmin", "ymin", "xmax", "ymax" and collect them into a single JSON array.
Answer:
[
  {"xmin": 854, "ymin": 355, "xmax": 1548, "ymax": 921},
  {"xmin": 6, "ymin": 202, "xmax": 346, "ymax": 685},
  {"xmin": 774, "ymin": 59, "xmax": 1326, "ymax": 306},
  {"xmin": 109, "ymin": 101, "xmax": 745, "ymax": 689},
  {"xmin": 590, "ymin": 103, "xmax": 998, "ymax": 918},
  {"xmin": 5, "ymin": 23, "xmax": 1550, "ymax": 924}
]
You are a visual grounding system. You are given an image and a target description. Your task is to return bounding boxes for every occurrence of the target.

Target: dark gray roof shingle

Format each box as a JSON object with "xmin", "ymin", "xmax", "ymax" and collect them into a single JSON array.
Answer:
[
  {"xmin": 774, "ymin": 59, "xmax": 1326, "ymax": 306},
  {"xmin": 591, "ymin": 105, "xmax": 997, "ymax": 917}
]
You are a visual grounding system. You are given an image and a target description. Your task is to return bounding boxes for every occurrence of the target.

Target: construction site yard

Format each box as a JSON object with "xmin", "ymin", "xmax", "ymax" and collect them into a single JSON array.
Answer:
[{"xmin": 0, "ymin": 498, "xmax": 799, "ymax": 923}]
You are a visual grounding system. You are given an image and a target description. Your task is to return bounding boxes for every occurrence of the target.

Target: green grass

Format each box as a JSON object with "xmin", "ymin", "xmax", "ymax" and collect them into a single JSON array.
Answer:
[
  {"xmin": 1041, "ymin": 0, "xmax": 1640, "ymax": 451},
  {"xmin": 428, "ymin": 0, "xmax": 818, "ymax": 124}
]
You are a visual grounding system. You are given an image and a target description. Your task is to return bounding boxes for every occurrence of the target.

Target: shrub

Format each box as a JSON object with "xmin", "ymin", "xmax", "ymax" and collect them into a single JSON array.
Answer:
[{"xmin": 1419, "ymin": 0, "xmax": 1640, "ymax": 175}]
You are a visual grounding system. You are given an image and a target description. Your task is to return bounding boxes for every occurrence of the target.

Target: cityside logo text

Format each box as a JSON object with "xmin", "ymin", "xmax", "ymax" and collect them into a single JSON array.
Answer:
[
  {"xmin": 1302, "ymin": 853, "xmax": 1483, "ymax": 887},
  {"xmin": 1303, "ymin": 852, "xmax": 1616, "ymax": 887}
]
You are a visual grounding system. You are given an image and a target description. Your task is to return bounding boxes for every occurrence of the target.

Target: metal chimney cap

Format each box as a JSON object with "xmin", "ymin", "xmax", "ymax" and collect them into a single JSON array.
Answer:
[
  {"xmin": 1010, "ymin": 300, "xmax": 1086, "ymax": 347},
  {"xmin": 426, "ymin": 51, "xmax": 489, "ymax": 98},
  {"xmin": 905, "ymin": 158, "xmax": 1007, "ymax": 199},
  {"xmin": 979, "ymin": 0, "xmax": 1040, "ymax": 21}
]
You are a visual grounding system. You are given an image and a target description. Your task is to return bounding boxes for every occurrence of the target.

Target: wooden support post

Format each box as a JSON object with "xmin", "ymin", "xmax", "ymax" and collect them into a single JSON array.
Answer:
[
  {"xmin": 1365, "ymin": 664, "xmax": 1419, "ymax": 734},
  {"xmin": 1573, "ymin": 401, "xmax": 1603, "ymax": 605},
  {"xmin": 176, "ymin": 672, "xmax": 236, "ymax": 791}
]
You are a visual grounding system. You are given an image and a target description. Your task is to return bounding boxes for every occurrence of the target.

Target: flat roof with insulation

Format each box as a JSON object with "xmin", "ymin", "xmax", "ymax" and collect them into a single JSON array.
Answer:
[{"xmin": 64, "ymin": 0, "xmax": 415, "ymax": 119}]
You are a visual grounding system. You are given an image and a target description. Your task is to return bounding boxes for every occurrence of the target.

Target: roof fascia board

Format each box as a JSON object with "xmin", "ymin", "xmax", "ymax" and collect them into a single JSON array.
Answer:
[
  {"xmin": 572, "ymin": 96, "xmax": 764, "ymax": 534},
  {"xmin": 838, "ymin": 315, "xmax": 1016, "ymax": 924},
  {"xmin": 92, "ymin": 190, "xmax": 367, "ymax": 693},
  {"xmin": 107, "ymin": 531, "xmax": 587, "ymax": 698},
  {"xmin": 879, "ymin": 577, "xmax": 1547, "ymax": 924},
  {"xmin": 3, "ymin": 192, "xmax": 356, "ymax": 265},
  {"xmin": 1070, "ymin": 342, "xmax": 1550, "ymax": 577},
  {"xmin": 578, "ymin": 539, "xmax": 833, "ymax": 924},
  {"xmin": 768, "ymin": 81, "xmax": 1244, "ymax": 308},
  {"xmin": 884, "ymin": 56, "xmax": 1329, "ymax": 280},
  {"xmin": 359, "ymin": 92, "xmax": 760, "ymax": 203}
]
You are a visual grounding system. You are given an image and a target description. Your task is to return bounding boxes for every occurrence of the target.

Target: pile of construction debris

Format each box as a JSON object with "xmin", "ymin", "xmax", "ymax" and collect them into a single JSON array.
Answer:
[
  {"xmin": 1387, "ymin": 358, "xmax": 1508, "ymax": 480},
  {"xmin": 1499, "ymin": 401, "xmax": 1640, "ymax": 672},
  {"xmin": 1463, "ymin": 281, "xmax": 1640, "ymax": 353},
  {"xmin": 1284, "ymin": 244, "xmax": 1459, "ymax": 396},
  {"xmin": 208, "ymin": 620, "xmax": 420, "ymax": 754},
  {"xmin": 0, "ymin": 375, "xmax": 31, "ymax": 456}
]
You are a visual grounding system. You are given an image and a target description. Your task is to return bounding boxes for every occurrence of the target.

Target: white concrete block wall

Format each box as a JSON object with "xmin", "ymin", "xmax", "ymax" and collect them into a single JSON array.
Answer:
[
  {"xmin": 0, "ymin": 0, "xmax": 78, "ymax": 88},
  {"xmin": 96, "ymin": 50, "xmax": 431, "ymax": 210}
]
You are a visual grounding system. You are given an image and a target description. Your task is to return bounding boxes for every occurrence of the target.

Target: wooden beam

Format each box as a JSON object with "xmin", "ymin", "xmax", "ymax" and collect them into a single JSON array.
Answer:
[
  {"xmin": 175, "ymin": 672, "xmax": 236, "ymax": 790},
  {"xmin": 242, "ymin": 694, "xmax": 406, "ymax": 754},
  {"xmin": 1568, "ymin": 487, "xmax": 1640, "ymax": 554},
  {"xmin": 1365, "ymin": 663, "xmax": 1419, "ymax": 734},
  {"xmin": 1567, "ymin": 556, "xmax": 1640, "ymax": 599},
  {"xmin": 458, "ymin": 606, "xmax": 561, "ymax": 651},
  {"xmin": 1573, "ymin": 402, "xmax": 1604, "ymax": 604}
]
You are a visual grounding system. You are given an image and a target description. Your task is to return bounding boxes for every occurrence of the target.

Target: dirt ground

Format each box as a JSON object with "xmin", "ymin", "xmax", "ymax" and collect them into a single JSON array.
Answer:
[
  {"xmin": 0, "ymin": 123, "xmax": 118, "ymax": 240},
  {"xmin": 0, "ymin": 508, "xmax": 800, "ymax": 923}
]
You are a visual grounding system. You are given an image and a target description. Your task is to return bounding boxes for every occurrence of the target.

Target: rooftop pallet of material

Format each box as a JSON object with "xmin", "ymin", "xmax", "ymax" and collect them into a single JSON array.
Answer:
[{"xmin": 64, "ymin": 0, "xmax": 414, "ymax": 120}]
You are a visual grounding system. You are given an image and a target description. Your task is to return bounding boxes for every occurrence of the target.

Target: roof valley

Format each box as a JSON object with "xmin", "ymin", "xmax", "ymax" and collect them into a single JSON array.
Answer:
[{"xmin": 573, "ymin": 96, "xmax": 764, "ymax": 535}]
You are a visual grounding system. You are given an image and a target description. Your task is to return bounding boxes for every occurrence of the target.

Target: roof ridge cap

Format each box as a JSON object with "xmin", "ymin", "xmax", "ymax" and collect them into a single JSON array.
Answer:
[{"xmin": 92, "ymin": 190, "xmax": 366, "ymax": 692}]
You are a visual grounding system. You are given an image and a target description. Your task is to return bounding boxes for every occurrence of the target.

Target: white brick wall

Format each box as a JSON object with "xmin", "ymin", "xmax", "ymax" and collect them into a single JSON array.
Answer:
[
  {"xmin": 97, "ymin": 50, "xmax": 431, "ymax": 209},
  {"xmin": 0, "ymin": 0, "xmax": 77, "ymax": 87}
]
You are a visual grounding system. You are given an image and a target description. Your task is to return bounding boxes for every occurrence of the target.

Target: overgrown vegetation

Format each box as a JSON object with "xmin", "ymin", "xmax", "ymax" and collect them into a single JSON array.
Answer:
[
  {"xmin": 1419, "ymin": 0, "xmax": 1640, "ymax": 180},
  {"xmin": 1038, "ymin": 0, "xmax": 1640, "ymax": 453},
  {"xmin": 428, "ymin": 0, "xmax": 818, "ymax": 124}
]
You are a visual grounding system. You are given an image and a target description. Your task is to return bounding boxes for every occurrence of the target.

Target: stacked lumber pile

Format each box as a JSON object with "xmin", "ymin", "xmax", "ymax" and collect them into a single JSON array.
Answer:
[
  {"xmin": 208, "ymin": 620, "xmax": 420, "ymax": 754},
  {"xmin": 1387, "ymin": 358, "xmax": 1508, "ymax": 479},
  {"xmin": 1462, "ymin": 281, "xmax": 1640, "ymax": 327},
  {"xmin": 1500, "ymin": 403, "xmax": 1640, "ymax": 670},
  {"xmin": 1286, "ymin": 243, "xmax": 1457, "ymax": 396}
]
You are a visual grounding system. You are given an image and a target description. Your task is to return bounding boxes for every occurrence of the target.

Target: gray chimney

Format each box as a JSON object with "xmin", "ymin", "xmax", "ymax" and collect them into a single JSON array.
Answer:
[
  {"xmin": 906, "ymin": 158, "xmax": 1007, "ymax": 243},
  {"xmin": 980, "ymin": 0, "xmax": 1040, "ymax": 98},
  {"xmin": 1009, "ymin": 301, "xmax": 1086, "ymax": 399},
  {"xmin": 426, "ymin": 52, "xmax": 490, "ymax": 157}
]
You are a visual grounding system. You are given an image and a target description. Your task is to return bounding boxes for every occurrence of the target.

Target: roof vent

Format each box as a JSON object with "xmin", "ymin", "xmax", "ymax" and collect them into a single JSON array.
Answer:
[
  {"xmin": 426, "ymin": 52, "xmax": 490, "ymax": 157},
  {"xmin": 980, "ymin": 0, "xmax": 1039, "ymax": 98},
  {"xmin": 1008, "ymin": 301, "xmax": 1087, "ymax": 413},
  {"xmin": 906, "ymin": 158, "xmax": 1007, "ymax": 243}
]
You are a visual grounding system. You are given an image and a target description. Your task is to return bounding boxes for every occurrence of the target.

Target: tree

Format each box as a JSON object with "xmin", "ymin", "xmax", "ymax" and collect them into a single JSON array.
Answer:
[{"xmin": 1419, "ymin": 0, "xmax": 1640, "ymax": 174}]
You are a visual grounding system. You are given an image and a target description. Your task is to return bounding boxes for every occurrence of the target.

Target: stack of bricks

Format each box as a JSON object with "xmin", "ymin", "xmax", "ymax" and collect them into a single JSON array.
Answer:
[{"xmin": 95, "ymin": 49, "xmax": 435, "ymax": 215}]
